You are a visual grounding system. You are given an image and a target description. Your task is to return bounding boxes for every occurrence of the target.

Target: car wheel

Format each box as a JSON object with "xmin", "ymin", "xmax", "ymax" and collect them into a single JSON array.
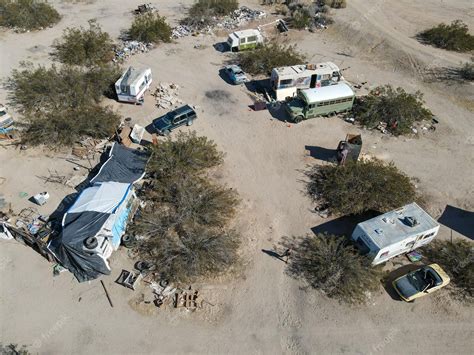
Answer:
[
  {"xmin": 187, "ymin": 119, "xmax": 193, "ymax": 126},
  {"xmin": 163, "ymin": 129, "xmax": 170, "ymax": 136},
  {"xmin": 294, "ymin": 115, "xmax": 304, "ymax": 123},
  {"xmin": 84, "ymin": 236, "xmax": 98, "ymax": 249}
]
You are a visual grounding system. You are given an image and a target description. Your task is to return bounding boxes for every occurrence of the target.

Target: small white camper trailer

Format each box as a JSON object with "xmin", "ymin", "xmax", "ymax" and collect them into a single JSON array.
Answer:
[
  {"xmin": 227, "ymin": 29, "xmax": 263, "ymax": 52},
  {"xmin": 271, "ymin": 62, "xmax": 344, "ymax": 101},
  {"xmin": 115, "ymin": 67, "xmax": 152, "ymax": 104},
  {"xmin": 351, "ymin": 203, "xmax": 440, "ymax": 265}
]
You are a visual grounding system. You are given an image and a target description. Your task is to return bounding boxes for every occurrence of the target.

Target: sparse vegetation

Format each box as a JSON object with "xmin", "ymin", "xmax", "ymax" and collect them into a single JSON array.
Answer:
[
  {"xmin": 51, "ymin": 20, "xmax": 114, "ymax": 67},
  {"xmin": 238, "ymin": 43, "xmax": 306, "ymax": 75},
  {"xmin": 0, "ymin": 0, "xmax": 61, "ymax": 31},
  {"xmin": 285, "ymin": 233, "xmax": 382, "ymax": 304},
  {"xmin": 128, "ymin": 12, "xmax": 172, "ymax": 44},
  {"xmin": 459, "ymin": 60, "xmax": 474, "ymax": 81},
  {"xmin": 132, "ymin": 132, "xmax": 240, "ymax": 283},
  {"xmin": 306, "ymin": 159, "xmax": 418, "ymax": 216},
  {"xmin": 6, "ymin": 63, "xmax": 121, "ymax": 146},
  {"xmin": 320, "ymin": 0, "xmax": 346, "ymax": 9},
  {"xmin": 182, "ymin": 0, "xmax": 239, "ymax": 28},
  {"xmin": 417, "ymin": 20, "xmax": 474, "ymax": 52},
  {"xmin": 422, "ymin": 239, "xmax": 474, "ymax": 299},
  {"xmin": 353, "ymin": 85, "xmax": 433, "ymax": 136}
]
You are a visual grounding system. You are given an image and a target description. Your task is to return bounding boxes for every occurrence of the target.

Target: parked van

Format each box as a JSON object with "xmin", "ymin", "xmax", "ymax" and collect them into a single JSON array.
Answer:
[
  {"xmin": 227, "ymin": 29, "xmax": 263, "ymax": 52},
  {"xmin": 285, "ymin": 83, "xmax": 354, "ymax": 123},
  {"xmin": 115, "ymin": 67, "xmax": 152, "ymax": 104},
  {"xmin": 271, "ymin": 62, "xmax": 344, "ymax": 101},
  {"xmin": 351, "ymin": 203, "xmax": 440, "ymax": 265}
]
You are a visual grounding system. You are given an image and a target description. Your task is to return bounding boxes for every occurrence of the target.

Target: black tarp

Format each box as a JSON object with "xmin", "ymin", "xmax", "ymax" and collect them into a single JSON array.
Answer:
[
  {"xmin": 49, "ymin": 143, "xmax": 150, "ymax": 282},
  {"xmin": 91, "ymin": 143, "xmax": 149, "ymax": 184}
]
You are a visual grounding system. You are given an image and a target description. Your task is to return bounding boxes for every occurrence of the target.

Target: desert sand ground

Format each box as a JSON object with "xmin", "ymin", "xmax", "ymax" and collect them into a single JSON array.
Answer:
[{"xmin": 0, "ymin": 0, "xmax": 473, "ymax": 354}]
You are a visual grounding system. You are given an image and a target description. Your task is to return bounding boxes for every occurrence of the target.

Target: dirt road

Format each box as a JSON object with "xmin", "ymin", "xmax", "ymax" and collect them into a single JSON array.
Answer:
[{"xmin": 1, "ymin": 1, "xmax": 473, "ymax": 354}]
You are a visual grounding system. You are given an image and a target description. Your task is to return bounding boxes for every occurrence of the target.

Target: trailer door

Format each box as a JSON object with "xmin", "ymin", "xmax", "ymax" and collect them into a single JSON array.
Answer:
[{"xmin": 310, "ymin": 74, "xmax": 317, "ymax": 88}]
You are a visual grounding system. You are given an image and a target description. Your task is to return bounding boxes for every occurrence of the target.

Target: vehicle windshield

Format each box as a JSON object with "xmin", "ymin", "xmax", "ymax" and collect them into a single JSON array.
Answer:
[
  {"xmin": 288, "ymin": 98, "xmax": 305, "ymax": 109},
  {"xmin": 407, "ymin": 268, "xmax": 436, "ymax": 291}
]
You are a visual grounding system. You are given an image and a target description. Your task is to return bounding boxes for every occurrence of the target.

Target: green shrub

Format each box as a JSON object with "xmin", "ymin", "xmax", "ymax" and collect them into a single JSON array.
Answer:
[
  {"xmin": 132, "ymin": 131, "xmax": 240, "ymax": 283},
  {"xmin": 285, "ymin": 234, "xmax": 382, "ymax": 303},
  {"xmin": 182, "ymin": 0, "xmax": 238, "ymax": 28},
  {"xmin": 320, "ymin": 0, "xmax": 346, "ymax": 9},
  {"xmin": 128, "ymin": 12, "xmax": 172, "ymax": 44},
  {"xmin": 51, "ymin": 20, "xmax": 114, "ymax": 67},
  {"xmin": 238, "ymin": 43, "xmax": 306, "ymax": 75},
  {"xmin": 291, "ymin": 7, "xmax": 313, "ymax": 29},
  {"xmin": 147, "ymin": 131, "xmax": 224, "ymax": 183},
  {"xmin": 417, "ymin": 20, "xmax": 474, "ymax": 52},
  {"xmin": 422, "ymin": 239, "xmax": 473, "ymax": 299},
  {"xmin": 353, "ymin": 85, "xmax": 432, "ymax": 136},
  {"xmin": 7, "ymin": 63, "xmax": 121, "ymax": 146},
  {"xmin": 306, "ymin": 159, "xmax": 418, "ymax": 216},
  {"xmin": 0, "ymin": 0, "xmax": 61, "ymax": 30},
  {"xmin": 459, "ymin": 61, "xmax": 474, "ymax": 81}
]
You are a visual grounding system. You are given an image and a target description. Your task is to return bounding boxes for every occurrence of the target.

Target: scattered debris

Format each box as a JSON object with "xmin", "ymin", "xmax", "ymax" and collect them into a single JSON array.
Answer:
[
  {"xmin": 172, "ymin": 25, "xmax": 192, "ymax": 39},
  {"xmin": 152, "ymin": 82, "xmax": 183, "ymax": 109},
  {"xmin": 175, "ymin": 289, "xmax": 200, "ymax": 309},
  {"xmin": 130, "ymin": 124, "xmax": 145, "ymax": 144},
  {"xmin": 32, "ymin": 192, "xmax": 49, "ymax": 206},
  {"xmin": 133, "ymin": 3, "xmax": 156, "ymax": 15},
  {"xmin": 116, "ymin": 269, "xmax": 142, "ymax": 290},
  {"xmin": 114, "ymin": 41, "xmax": 154, "ymax": 62},
  {"xmin": 101, "ymin": 280, "xmax": 114, "ymax": 308}
]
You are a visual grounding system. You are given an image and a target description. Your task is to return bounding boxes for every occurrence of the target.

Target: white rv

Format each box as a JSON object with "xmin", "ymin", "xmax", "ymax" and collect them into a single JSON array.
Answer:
[
  {"xmin": 271, "ymin": 62, "xmax": 344, "ymax": 101},
  {"xmin": 351, "ymin": 203, "xmax": 440, "ymax": 265},
  {"xmin": 227, "ymin": 29, "xmax": 263, "ymax": 52},
  {"xmin": 115, "ymin": 67, "xmax": 152, "ymax": 104}
]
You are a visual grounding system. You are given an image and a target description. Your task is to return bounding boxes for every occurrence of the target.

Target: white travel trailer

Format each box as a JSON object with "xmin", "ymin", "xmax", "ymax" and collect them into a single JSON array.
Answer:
[
  {"xmin": 351, "ymin": 203, "xmax": 440, "ymax": 265},
  {"xmin": 271, "ymin": 62, "xmax": 344, "ymax": 101},
  {"xmin": 227, "ymin": 29, "xmax": 263, "ymax": 52},
  {"xmin": 115, "ymin": 67, "xmax": 152, "ymax": 104}
]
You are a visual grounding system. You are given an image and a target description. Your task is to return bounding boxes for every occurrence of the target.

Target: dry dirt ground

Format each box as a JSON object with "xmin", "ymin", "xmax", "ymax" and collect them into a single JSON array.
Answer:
[{"xmin": 1, "ymin": 0, "xmax": 473, "ymax": 354}]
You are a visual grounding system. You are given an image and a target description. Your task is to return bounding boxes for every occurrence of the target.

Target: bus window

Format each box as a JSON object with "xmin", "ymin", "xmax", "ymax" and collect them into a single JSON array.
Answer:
[{"xmin": 279, "ymin": 79, "xmax": 292, "ymax": 88}]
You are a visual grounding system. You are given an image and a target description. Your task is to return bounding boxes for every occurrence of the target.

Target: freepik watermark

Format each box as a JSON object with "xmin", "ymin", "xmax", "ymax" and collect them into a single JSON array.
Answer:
[{"xmin": 31, "ymin": 315, "xmax": 70, "ymax": 349}]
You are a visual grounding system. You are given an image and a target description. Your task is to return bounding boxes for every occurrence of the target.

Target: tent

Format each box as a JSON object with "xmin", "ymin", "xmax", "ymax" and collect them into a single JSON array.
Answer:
[{"xmin": 49, "ymin": 144, "xmax": 150, "ymax": 282}]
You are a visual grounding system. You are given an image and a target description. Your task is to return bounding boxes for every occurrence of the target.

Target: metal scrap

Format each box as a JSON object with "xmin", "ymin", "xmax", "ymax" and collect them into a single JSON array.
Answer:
[{"xmin": 114, "ymin": 41, "xmax": 154, "ymax": 62}]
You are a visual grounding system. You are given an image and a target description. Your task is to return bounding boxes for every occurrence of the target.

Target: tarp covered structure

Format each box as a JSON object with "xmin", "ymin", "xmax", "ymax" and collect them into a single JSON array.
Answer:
[{"xmin": 49, "ymin": 144, "xmax": 150, "ymax": 282}]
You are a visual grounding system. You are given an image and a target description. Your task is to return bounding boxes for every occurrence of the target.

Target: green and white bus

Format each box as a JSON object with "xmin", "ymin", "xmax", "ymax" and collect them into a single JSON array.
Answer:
[{"xmin": 285, "ymin": 83, "xmax": 355, "ymax": 123}]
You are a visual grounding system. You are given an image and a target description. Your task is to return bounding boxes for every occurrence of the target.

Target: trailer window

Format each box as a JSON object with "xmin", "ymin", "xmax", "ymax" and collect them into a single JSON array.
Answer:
[
  {"xmin": 379, "ymin": 251, "xmax": 390, "ymax": 259},
  {"xmin": 240, "ymin": 38, "xmax": 246, "ymax": 44},
  {"xmin": 422, "ymin": 232, "xmax": 436, "ymax": 239},
  {"xmin": 247, "ymin": 35, "xmax": 257, "ymax": 42},
  {"xmin": 279, "ymin": 79, "xmax": 293, "ymax": 88}
]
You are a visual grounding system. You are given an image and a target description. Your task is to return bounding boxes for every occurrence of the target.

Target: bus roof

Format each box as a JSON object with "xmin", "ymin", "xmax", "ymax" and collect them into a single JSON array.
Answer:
[
  {"xmin": 300, "ymin": 83, "xmax": 354, "ymax": 103},
  {"xmin": 231, "ymin": 29, "xmax": 260, "ymax": 38},
  {"xmin": 272, "ymin": 62, "xmax": 340, "ymax": 79}
]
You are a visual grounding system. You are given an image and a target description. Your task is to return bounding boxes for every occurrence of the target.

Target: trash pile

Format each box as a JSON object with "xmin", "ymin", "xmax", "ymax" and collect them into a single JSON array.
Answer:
[
  {"xmin": 173, "ymin": 6, "xmax": 266, "ymax": 38},
  {"xmin": 72, "ymin": 137, "xmax": 109, "ymax": 158},
  {"xmin": 172, "ymin": 25, "xmax": 193, "ymax": 39},
  {"xmin": 133, "ymin": 3, "xmax": 156, "ymax": 15},
  {"xmin": 152, "ymin": 82, "xmax": 183, "ymax": 109},
  {"xmin": 114, "ymin": 41, "xmax": 154, "ymax": 62},
  {"xmin": 215, "ymin": 6, "xmax": 266, "ymax": 30}
]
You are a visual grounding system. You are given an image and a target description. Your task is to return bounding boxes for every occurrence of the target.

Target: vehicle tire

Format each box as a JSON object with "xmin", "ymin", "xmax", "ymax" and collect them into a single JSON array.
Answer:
[
  {"xmin": 159, "ymin": 279, "xmax": 169, "ymax": 287},
  {"xmin": 122, "ymin": 234, "xmax": 135, "ymax": 248},
  {"xmin": 187, "ymin": 119, "xmax": 193, "ymax": 126},
  {"xmin": 135, "ymin": 261, "xmax": 150, "ymax": 272},
  {"xmin": 162, "ymin": 129, "xmax": 170, "ymax": 136},
  {"xmin": 84, "ymin": 236, "xmax": 98, "ymax": 250},
  {"xmin": 293, "ymin": 115, "xmax": 304, "ymax": 123}
]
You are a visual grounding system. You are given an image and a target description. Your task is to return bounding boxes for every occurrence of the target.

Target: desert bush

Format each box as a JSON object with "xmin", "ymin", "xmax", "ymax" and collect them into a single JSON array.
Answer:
[
  {"xmin": 417, "ymin": 20, "xmax": 474, "ymax": 52},
  {"xmin": 132, "ymin": 131, "xmax": 240, "ymax": 283},
  {"xmin": 285, "ymin": 233, "xmax": 382, "ymax": 303},
  {"xmin": 238, "ymin": 43, "xmax": 306, "ymax": 75},
  {"xmin": 459, "ymin": 61, "xmax": 474, "ymax": 81},
  {"xmin": 7, "ymin": 63, "xmax": 121, "ymax": 146},
  {"xmin": 352, "ymin": 85, "xmax": 432, "ymax": 136},
  {"xmin": 147, "ymin": 131, "xmax": 224, "ymax": 183},
  {"xmin": 135, "ymin": 222, "xmax": 240, "ymax": 283},
  {"xmin": 320, "ymin": 0, "xmax": 346, "ymax": 9},
  {"xmin": 0, "ymin": 0, "xmax": 61, "ymax": 30},
  {"xmin": 422, "ymin": 239, "xmax": 473, "ymax": 299},
  {"xmin": 128, "ymin": 12, "xmax": 172, "ymax": 43},
  {"xmin": 182, "ymin": 0, "xmax": 238, "ymax": 27},
  {"xmin": 306, "ymin": 159, "xmax": 417, "ymax": 216},
  {"xmin": 51, "ymin": 20, "xmax": 114, "ymax": 67},
  {"xmin": 145, "ymin": 176, "xmax": 239, "ymax": 229}
]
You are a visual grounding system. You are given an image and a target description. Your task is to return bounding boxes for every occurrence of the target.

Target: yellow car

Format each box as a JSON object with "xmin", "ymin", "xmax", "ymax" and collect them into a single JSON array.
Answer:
[{"xmin": 392, "ymin": 263, "xmax": 450, "ymax": 302}]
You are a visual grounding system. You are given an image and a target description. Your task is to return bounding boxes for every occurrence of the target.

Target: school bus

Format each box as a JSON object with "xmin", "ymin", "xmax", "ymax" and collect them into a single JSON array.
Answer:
[{"xmin": 285, "ymin": 83, "xmax": 355, "ymax": 123}]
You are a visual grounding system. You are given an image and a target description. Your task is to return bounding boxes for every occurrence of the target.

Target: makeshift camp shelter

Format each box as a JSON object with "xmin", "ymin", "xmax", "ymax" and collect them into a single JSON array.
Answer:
[{"xmin": 49, "ymin": 144, "xmax": 150, "ymax": 282}]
